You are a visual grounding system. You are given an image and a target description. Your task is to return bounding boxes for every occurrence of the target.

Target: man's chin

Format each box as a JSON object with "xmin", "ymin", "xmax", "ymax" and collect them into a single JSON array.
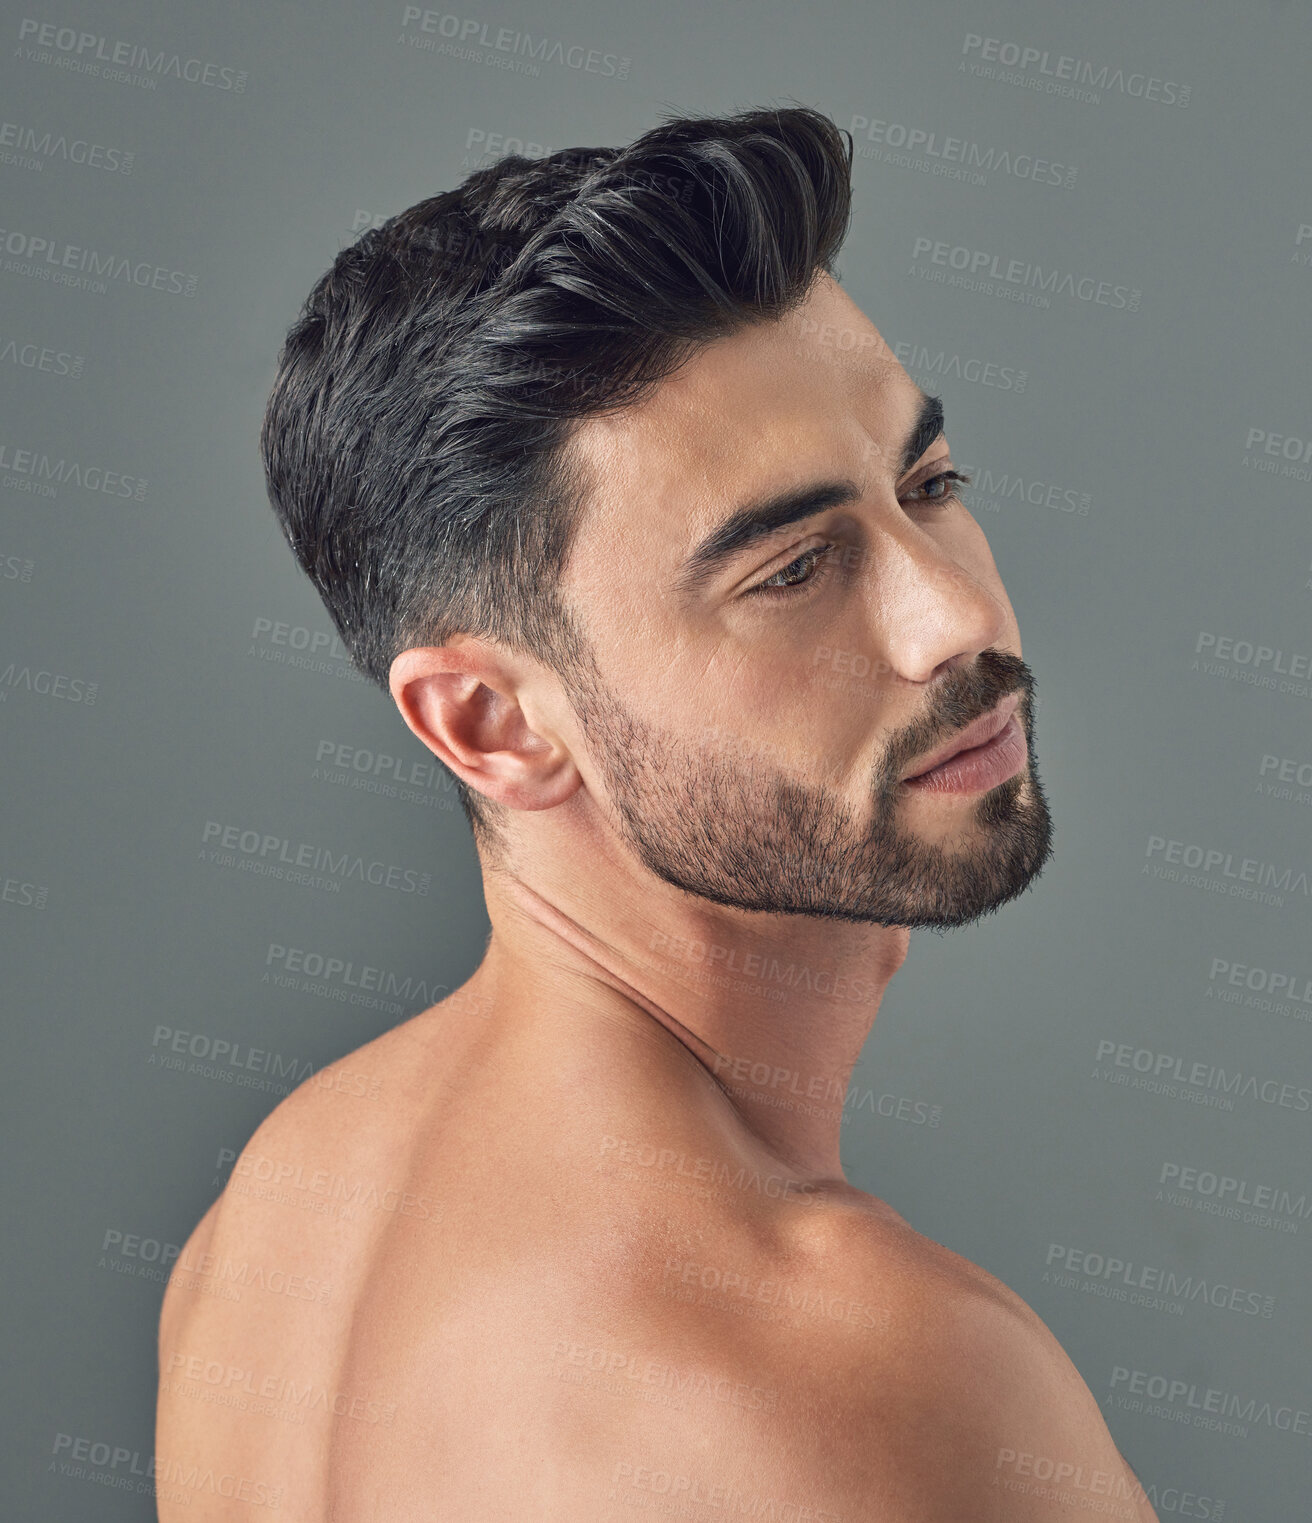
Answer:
[{"xmin": 628, "ymin": 822, "xmax": 1054, "ymax": 930}]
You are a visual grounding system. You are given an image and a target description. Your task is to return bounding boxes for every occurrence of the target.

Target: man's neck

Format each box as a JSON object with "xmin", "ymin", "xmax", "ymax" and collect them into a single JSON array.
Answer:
[{"xmin": 475, "ymin": 829, "xmax": 910, "ymax": 1182}]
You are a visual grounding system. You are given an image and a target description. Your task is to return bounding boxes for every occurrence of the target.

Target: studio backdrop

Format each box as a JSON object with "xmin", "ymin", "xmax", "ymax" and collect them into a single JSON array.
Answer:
[{"xmin": 3, "ymin": 1, "xmax": 1310, "ymax": 1518}]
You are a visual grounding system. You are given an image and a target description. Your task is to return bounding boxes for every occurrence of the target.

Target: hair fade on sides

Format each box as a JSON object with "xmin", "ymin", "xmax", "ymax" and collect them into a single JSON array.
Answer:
[{"xmin": 259, "ymin": 103, "xmax": 855, "ymax": 843}]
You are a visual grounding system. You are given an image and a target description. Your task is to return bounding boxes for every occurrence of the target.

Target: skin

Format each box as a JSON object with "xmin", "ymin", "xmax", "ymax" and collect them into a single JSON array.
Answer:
[{"xmin": 156, "ymin": 272, "xmax": 1159, "ymax": 1520}]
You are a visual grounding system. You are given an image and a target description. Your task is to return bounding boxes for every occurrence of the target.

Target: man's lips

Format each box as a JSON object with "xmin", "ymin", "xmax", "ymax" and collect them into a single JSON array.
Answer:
[{"xmin": 900, "ymin": 693, "xmax": 1022, "ymax": 783}]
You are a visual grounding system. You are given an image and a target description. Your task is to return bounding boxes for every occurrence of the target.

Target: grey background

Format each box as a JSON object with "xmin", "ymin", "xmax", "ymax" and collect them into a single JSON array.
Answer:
[{"xmin": 2, "ymin": 0, "xmax": 1309, "ymax": 1516}]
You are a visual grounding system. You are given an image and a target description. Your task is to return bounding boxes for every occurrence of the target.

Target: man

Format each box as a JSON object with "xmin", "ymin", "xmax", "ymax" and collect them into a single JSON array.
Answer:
[{"xmin": 157, "ymin": 106, "xmax": 1158, "ymax": 1520}]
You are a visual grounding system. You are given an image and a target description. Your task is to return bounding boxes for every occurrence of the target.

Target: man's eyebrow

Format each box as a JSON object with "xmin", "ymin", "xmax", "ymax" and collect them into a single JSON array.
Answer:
[
  {"xmin": 896, "ymin": 389, "xmax": 945, "ymax": 476},
  {"xmin": 672, "ymin": 389, "xmax": 946, "ymax": 600}
]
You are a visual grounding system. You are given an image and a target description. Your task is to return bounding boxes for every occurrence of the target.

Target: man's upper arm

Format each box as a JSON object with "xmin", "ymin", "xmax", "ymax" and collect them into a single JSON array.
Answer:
[
  {"xmin": 935, "ymin": 1291, "xmax": 1160, "ymax": 1521},
  {"xmin": 552, "ymin": 1273, "xmax": 1159, "ymax": 1522},
  {"xmin": 156, "ymin": 1195, "xmax": 221, "ymax": 1365}
]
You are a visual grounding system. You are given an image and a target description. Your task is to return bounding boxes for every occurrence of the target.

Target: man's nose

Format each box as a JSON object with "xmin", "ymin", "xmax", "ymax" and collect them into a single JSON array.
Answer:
[{"xmin": 862, "ymin": 534, "xmax": 1009, "ymax": 686}]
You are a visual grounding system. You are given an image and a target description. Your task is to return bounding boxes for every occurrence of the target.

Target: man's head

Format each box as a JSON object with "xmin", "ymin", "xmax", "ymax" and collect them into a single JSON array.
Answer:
[{"xmin": 261, "ymin": 104, "xmax": 1053, "ymax": 929}]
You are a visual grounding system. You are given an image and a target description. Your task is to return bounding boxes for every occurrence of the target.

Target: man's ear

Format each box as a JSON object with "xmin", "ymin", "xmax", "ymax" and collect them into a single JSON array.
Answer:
[{"xmin": 388, "ymin": 642, "xmax": 581, "ymax": 812}]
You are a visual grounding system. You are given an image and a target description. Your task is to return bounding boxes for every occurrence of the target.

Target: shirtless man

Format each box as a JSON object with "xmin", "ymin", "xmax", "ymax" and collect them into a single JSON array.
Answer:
[{"xmin": 156, "ymin": 106, "xmax": 1159, "ymax": 1520}]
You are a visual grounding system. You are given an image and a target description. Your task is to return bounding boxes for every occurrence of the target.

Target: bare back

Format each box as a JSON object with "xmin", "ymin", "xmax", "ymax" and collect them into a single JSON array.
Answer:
[{"xmin": 156, "ymin": 986, "xmax": 1158, "ymax": 1521}]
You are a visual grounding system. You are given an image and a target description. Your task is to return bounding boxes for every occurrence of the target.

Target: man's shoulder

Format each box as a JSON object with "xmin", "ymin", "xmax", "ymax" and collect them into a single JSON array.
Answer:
[
  {"xmin": 541, "ymin": 1202, "xmax": 1156, "ymax": 1520},
  {"xmin": 158, "ymin": 1007, "xmax": 443, "ymax": 1304},
  {"xmin": 603, "ymin": 1194, "xmax": 1042, "ymax": 1399},
  {"xmin": 218, "ymin": 995, "xmax": 469, "ymax": 1187},
  {"xmin": 253, "ymin": 1001, "xmax": 451, "ymax": 1134}
]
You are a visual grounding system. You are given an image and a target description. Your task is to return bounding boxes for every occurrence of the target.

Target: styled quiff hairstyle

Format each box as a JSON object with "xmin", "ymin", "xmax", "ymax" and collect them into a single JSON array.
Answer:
[{"xmin": 259, "ymin": 104, "xmax": 854, "ymax": 844}]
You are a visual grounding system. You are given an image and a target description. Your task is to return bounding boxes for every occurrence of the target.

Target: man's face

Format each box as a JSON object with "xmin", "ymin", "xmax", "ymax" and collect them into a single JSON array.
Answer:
[{"xmin": 552, "ymin": 272, "xmax": 1053, "ymax": 928}]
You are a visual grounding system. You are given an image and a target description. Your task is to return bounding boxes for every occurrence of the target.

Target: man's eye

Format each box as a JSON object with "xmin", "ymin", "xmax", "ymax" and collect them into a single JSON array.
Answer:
[
  {"xmin": 903, "ymin": 468, "xmax": 972, "ymax": 504},
  {"xmin": 750, "ymin": 543, "xmax": 834, "ymax": 598},
  {"xmin": 744, "ymin": 471, "xmax": 972, "ymax": 602}
]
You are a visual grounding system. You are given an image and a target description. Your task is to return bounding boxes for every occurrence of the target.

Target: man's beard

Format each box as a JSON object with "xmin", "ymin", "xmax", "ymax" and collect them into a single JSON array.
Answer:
[{"xmin": 561, "ymin": 646, "xmax": 1055, "ymax": 929}]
